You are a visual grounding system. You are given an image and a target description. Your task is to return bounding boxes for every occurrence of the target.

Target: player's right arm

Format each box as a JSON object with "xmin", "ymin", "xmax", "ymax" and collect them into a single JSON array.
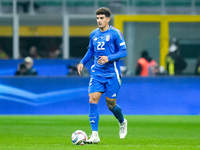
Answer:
[
  {"xmin": 77, "ymin": 63, "xmax": 84, "ymax": 76},
  {"xmin": 78, "ymin": 49, "xmax": 93, "ymax": 76},
  {"xmin": 78, "ymin": 34, "xmax": 95, "ymax": 76}
]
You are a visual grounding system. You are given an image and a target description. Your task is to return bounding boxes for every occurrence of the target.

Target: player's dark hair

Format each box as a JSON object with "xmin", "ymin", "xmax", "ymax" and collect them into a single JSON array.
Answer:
[
  {"xmin": 96, "ymin": 7, "xmax": 111, "ymax": 17},
  {"xmin": 141, "ymin": 50, "xmax": 149, "ymax": 57}
]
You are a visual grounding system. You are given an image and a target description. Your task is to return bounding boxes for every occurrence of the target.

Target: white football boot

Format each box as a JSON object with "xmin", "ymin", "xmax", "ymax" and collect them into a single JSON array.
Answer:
[
  {"xmin": 119, "ymin": 118, "xmax": 127, "ymax": 139},
  {"xmin": 86, "ymin": 131, "xmax": 100, "ymax": 144}
]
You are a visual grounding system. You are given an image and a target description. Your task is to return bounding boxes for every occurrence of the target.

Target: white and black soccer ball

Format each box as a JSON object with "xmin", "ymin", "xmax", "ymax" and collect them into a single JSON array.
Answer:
[{"xmin": 71, "ymin": 130, "xmax": 88, "ymax": 145}]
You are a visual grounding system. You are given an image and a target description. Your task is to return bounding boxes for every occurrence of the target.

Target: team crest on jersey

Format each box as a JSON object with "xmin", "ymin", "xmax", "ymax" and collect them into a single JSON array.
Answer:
[{"xmin": 106, "ymin": 35, "xmax": 110, "ymax": 41}]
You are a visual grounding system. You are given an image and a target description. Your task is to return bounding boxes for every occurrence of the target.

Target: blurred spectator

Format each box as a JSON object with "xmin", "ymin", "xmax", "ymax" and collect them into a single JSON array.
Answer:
[
  {"xmin": 165, "ymin": 40, "xmax": 187, "ymax": 75},
  {"xmin": 195, "ymin": 56, "xmax": 200, "ymax": 76},
  {"xmin": 0, "ymin": 47, "xmax": 9, "ymax": 59},
  {"xmin": 49, "ymin": 49, "xmax": 62, "ymax": 59},
  {"xmin": 170, "ymin": 37, "xmax": 179, "ymax": 48},
  {"xmin": 18, "ymin": 0, "xmax": 39, "ymax": 13},
  {"xmin": 29, "ymin": 46, "xmax": 40, "ymax": 59},
  {"xmin": 135, "ymin": 50, "xmax": 158, "ymax": 77},
  {"xmin": 67, "ymin": 64, "xmax": 89, "ymax": 77},
  {"xmin": 15, "ymin": 57, "xmax": 37, "ymax": 76},
  {"xmin": 48, "ymin": 43, "xmax": 62, "ymax": 59},
  {"xmin": 67, "ymin": 65, "xmax": 79, "ymax": 76}
]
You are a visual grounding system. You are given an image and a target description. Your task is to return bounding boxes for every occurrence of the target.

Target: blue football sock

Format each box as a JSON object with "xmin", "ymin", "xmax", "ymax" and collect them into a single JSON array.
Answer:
[
  {"xmin": 111, "ymin": 105, "xmax": 124, "ymax": 123},
  {"xmin": 89, "ymin": 103, "xmax": 99, "ymax": 131}
]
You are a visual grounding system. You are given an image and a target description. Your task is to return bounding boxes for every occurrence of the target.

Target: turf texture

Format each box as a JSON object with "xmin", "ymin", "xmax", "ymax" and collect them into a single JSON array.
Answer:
[{"xmin": 0, "ymin": 115, "xmax": 200, "ymax": 150}]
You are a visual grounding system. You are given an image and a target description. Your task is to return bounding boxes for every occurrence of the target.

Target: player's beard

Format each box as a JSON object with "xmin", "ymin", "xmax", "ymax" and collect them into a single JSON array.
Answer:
[{"xmin": 99, "ymin": 24, "xmax": 109, "ymax": 32}]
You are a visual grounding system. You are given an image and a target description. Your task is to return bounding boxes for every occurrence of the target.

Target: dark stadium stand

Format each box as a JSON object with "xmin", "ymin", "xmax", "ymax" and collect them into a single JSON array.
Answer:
[{"xmin": 1, "ymin": 0, "xmax": 200, "ymax": 8}]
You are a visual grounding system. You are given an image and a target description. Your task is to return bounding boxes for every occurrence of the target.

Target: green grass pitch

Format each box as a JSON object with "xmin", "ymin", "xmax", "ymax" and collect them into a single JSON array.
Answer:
[{"xmin": 0, "ymin": 115, "xmax": 200, "ymax": 150}]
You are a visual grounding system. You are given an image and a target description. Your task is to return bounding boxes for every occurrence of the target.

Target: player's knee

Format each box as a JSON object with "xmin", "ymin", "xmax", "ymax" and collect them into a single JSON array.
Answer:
[
  {"xmin": 106, "ymin": 99, "xmax": 116, "ymax": 110},
  {"xmin": 89, "ymin": 95, "xmax": 98, "ymax": 104}
]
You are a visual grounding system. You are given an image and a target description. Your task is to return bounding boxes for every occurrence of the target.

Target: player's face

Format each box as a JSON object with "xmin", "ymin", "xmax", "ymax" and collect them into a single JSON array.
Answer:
[{"xmin": 96, "ymin": 14, "xmax": 110, "ymax": 31}]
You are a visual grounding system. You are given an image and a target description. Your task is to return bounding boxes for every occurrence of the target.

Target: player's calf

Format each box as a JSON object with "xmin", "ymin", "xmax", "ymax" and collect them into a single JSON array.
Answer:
[{"xmin": 106, "ymin": 99, "xmax": 116, "ymax": 110}]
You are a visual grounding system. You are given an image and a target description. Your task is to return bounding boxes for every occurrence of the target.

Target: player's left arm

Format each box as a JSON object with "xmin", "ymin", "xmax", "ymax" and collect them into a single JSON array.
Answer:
[
  {"xmin": 110, "ymin": 29, "xmax": 127, "ymax": 61},
  {"xmin": 98, "ymin": 30, "xmax": 127, "ymax": 65},
  {"xmin": 107, "ymin": 48, "xmax": 127, "ymax": 61},
  {"xmin": 98, "ymin": 48, "xmax": 127, "ymax": 65}
]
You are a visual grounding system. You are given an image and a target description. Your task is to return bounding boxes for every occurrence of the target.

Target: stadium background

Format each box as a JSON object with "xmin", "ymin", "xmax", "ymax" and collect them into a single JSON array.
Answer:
[{"xmin": 0, "ymin": 0, "xmax": 200, "ymax": 115}]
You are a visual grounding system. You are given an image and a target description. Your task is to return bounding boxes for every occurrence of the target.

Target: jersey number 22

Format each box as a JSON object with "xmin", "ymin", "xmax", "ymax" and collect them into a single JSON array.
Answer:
[{"xmin": 97, "ymin": 42, "xmax": 105, "ymax": 50}]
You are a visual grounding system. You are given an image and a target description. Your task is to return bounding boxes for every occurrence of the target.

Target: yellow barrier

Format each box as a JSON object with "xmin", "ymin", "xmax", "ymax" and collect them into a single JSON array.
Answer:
[{"xmin": 0, "ymin": 25, "xmax": 97, "ymax": 37}]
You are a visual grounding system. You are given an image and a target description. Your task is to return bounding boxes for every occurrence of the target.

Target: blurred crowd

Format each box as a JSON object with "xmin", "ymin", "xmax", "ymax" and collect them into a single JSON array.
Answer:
[
  {"xmin": 0, "ymin": 38, "xmax": 200, "ymax": 76},
  {"xmin": 134, "ymin": 38, "xmax": 200, "ymax": 77}
]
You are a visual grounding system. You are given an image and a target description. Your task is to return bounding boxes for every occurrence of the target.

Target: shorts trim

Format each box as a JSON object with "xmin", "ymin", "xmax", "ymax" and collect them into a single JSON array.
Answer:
[{"xmin": 114, "ymin": 61, "xmax": 121, "ymax": 85}]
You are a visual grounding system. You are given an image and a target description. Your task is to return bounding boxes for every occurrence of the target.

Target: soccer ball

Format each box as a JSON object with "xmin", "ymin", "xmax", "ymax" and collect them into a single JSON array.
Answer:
[{"xmin": 71, "ymin": 130, "xmax": 88, "ymax": 145}]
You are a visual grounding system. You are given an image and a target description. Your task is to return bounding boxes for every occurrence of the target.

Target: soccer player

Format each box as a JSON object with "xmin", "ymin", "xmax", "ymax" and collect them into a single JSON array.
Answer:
[{"xmin": 77, "ymin": 7, "xmax": 127, "ymax": 144}]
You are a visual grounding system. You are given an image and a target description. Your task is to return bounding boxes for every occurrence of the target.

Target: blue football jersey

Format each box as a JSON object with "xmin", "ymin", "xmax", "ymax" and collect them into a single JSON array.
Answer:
[{"xmin": 81, "ymin": 25, "xmax": 127, "ymax": 77}]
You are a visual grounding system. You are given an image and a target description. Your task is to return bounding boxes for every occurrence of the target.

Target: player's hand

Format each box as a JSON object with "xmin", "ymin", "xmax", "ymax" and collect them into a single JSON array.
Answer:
[
  {"xmin": 77, "ymin": 63, "xmax": 84, "ymax": 76},
  {"xmin": 98, "ymin": 56, "xmax": 109, "ymax": 65}
]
